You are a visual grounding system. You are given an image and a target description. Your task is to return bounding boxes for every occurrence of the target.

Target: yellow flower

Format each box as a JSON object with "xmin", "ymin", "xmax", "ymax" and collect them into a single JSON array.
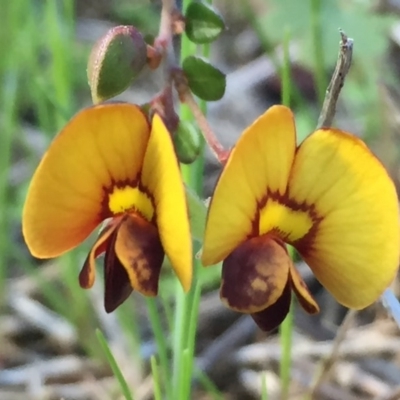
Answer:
[
  {"xmin": 202, "ymin": 105, "xmax": 400, "ymax": 331},
  {"xmin": 23, "ymin": 103, "xmax": 192, "ymax": 312}
]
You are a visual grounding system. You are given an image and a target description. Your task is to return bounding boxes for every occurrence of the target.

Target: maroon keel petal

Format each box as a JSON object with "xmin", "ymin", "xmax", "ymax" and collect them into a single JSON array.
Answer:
[
  {"xmin": 103, "ymin": 225, "xmax": 133, "ymax": 313},
  {"xmin": 114, "ymin": 213, "xmax": 165, "ymax": 296},
  {"xmin": 220, "ymin": 235, "xmax": 291, "ymax": 313},
  {"xmin": 251, "ymin": 280, "xmax": 292, "ymax": 331}
]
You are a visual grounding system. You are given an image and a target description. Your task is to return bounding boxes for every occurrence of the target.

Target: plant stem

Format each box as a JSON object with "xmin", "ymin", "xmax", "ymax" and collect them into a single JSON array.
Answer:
[
  {"xmin": 96, "ymin": 329, "xmax": 134, "ymax": 400},
  {"xmin": 310, "ymin": 0, "xmax": 326, "ymax": 105},
  {"xmin": 146, "ymin": 299, "xmax": 173, "ymax": 397},
  {"xmin": 317, "ymin": 31, "xmax": 353, "ymax": 128},
  {"xmin": 279, "ymin": 28, "xmax": 293, "ymax": 400}
]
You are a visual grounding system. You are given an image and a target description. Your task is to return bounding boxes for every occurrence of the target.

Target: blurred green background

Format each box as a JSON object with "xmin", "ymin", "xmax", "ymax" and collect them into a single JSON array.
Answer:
[{"xmin": 2, "ymin": 1, "xmax": 400, "ymax": 399}]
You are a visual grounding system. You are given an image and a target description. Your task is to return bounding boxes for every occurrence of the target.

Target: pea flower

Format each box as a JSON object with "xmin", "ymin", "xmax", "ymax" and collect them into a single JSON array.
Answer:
[
  {"xmin": 23, "ymin": 103, "xmax": 192, "ymax": 312},
  {"xmin": 202, "ymin": 105, "xmax": 400, "ymax": 331}
]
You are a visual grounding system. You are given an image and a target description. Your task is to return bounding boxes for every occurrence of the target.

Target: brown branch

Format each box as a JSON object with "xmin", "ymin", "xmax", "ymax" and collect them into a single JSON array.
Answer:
[
  {"xmin": 173, "ymin": 68, "xmax": 230, "ymax": 164},
  {"xmin": 154, "ymin": 0, "xmax": 229, "ymax": 165},
  {"xmin": 310, "ymin": 309, "xmax": 358, "ymax": 399},
  {"xmin": 317, "ymin": 30, "xmax": 353, "ymax": 128}
]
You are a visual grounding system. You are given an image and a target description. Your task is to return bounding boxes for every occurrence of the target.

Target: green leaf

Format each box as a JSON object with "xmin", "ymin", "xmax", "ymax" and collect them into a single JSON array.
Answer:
[
  {"xmin": 185, "ymin": 2, "xmax": 225, "ymax": 44},
  {"xmin": 182, "ymin": 56, "xmax": 226, "ymax": 101},
  {"xmin": 88, "ymin": 26, "xmax": 147, "ymax": 104},
  {"xmin": 185, "ymin": 185, "xmax": 207, "ymax": 243}
]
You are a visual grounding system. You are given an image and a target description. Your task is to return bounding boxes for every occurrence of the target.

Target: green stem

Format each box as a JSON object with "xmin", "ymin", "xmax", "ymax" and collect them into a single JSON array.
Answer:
[
  {"xmin": 171, "ymin": 1, "xmax": 210, "ymax": 398},
  {"xmin": 310, "ymin": 0, "xmax": 326, "ymax": 105},
  {"xmin": 279, "ymin": 297, "xmax": 294, "ymax": 400},
  {"xmin": 279, "ymin": 29, "xmax": 294, "ymax": 400},
  {"xmin": 96, "ymin": 329, "xmax": 134, "ymax": 400},
  {"xmin": 150, "ymin": 355, "xmax": 163, "ymax": 400},
  {"xmin": 146, "ymin": 298, "xmax": 173, "ymax": 397}
]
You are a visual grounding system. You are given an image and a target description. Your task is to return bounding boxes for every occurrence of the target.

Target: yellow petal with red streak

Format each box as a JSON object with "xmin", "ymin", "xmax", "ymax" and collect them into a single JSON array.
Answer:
[
  {"xmin": 202, "ymin": 105, "xmax": 296, "ymax": 266},
  {"xmin": 289, "ymin": 128, "xmax": 400, "ymax": 309},
  {"xmin": 23, "ymin": 103, "xmax": 150, "ymax": 258},
  {"xmin": 141, "ymin": 114, "xmax": 192, "ymax": 291}
]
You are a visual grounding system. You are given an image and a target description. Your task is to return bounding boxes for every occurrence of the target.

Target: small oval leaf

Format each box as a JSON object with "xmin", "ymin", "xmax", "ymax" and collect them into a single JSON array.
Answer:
[
  {"xmin": 185, "ymin": 2, "xmax": 225, "ymax": 44},
  {"xmin": 88, "ymin": 26, "xmax": 147, "ymax": 103},
  {"xmin": 182, "ymin": 56, "xmax": 226, "ymax": 101}
]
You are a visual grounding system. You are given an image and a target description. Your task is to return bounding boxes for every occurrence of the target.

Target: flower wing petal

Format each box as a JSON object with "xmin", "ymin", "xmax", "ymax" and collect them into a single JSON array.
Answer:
[
  {"xmin": 141, "ymin": 114, "xmax": 192, "ymax": 291},
  {"xmin": 79, "ymin": 219, "xmax": 120, "ymax": 289},
  {"xmin": 289, "ymin": 263, "xmax": 319, "ymax": 314},
  {"xmin": 289, "ymin": 128, "xmax": 400, "ymax": 308},
  {"xmin": 202, "ymin": 105, "xmax": 296, "ymax": 265},
  {"xmin": 23, "ymin": 104, "xmax": 150, "ymax": 258}
]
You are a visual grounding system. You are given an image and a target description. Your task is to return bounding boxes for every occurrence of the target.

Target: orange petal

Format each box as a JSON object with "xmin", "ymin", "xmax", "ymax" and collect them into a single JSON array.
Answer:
[
  {"xmin": 79, "ymin": 218, "xmax": 121, "ymax": 289},
  {"xmin": 202, "ymin": 106, "xmax": 296, "ymax": 266},
  {"xmin": 114, "ymin": 213, "xmax": 164, "ymax": 296},
  {"xmin": 220, "ymin": 236, "xmax": 291, "ymax": 313},
  {"xmin": 141, "ymin": 114, "xmax": 192, "ymax": 291},
  {"xmin": 289, "ymin": 128, "xmax": 400, "ymax": 309},
  {"xmin": 22, "ymin": 103, "xmax": 150, "ymax": 258}
]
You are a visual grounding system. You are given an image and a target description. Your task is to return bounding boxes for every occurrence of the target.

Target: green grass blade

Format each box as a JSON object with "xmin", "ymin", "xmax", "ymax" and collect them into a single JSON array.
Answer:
[{"xmin": 96, "ymin": 329, "xmax": 135, "ymax": 400}]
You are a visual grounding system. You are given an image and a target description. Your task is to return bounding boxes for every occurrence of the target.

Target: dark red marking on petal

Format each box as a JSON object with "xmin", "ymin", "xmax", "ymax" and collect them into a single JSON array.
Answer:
[
  {"xmin": 253, "ymin": 190, "xmax": 324, "ymax": 256},
  {"xmin": 99, "ymin": 177, "xmax": 157, "ymax": 224},
  {"xmin": 251, "ymin": 279, "xmax": 292, "ymax": 332},
  {"xmin": 103, "ymin": 224, "xmax": 133, "ymax": 313}
]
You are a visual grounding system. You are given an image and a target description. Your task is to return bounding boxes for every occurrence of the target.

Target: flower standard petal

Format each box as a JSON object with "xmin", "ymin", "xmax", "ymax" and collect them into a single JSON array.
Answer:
[
  {"xmin": 114, "ymin": 213, "xmax": 164, "ymax": 296},
  {"xmin": 202, "ymin": 105, "xmax": 297, "ymax": 266},
  {"xmin": 23, "ymin": 103, "xmax": 150, "ymax": 258},
  {"xmin": 141, "ymin": 114, "xmax": 192, "ymax": 291},
  {"xmin": 289, "ymin": 128, "xmax": 400, "ymax": 308}
]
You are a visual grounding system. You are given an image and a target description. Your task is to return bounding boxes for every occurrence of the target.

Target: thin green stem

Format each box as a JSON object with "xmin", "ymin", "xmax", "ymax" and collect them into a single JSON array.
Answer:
[
  {"xmin": 279, "ymin": 29, "xmax": 293, "ymax": 400},
  {"xmin": 150, "ymin": 356, "xmax": 163, "ymax": 400},
  {"xmin": 146, "ymin": 298, "xmax": 173, "ymax": 398},
  {"xmin": 281, "ymin": 28, "xmax": 291, "ymax": 108},
  {"xmin": 172, "ymin": 285, "xmax": 187, "ymax": 398},
  {"xmin": 96, "ymin": 329, "xmax": 134, "ymax": 400},
  {"xmin": 279, "ymin": 297, "xmax": 294, "ymax": 400},
  {"xmin": 261, "ymin": 372, "xmax": 268, "ymax": 400},
  {"xmin": 171, "ymin": 0, "xmax": 210, "ymax": 398},
  {"xmin": 310, "ymin": 0, "xmax": 326, "ymax": 105},
  {"xmin": 181, "ymin": 279, "xmax": 202, "ymax": 398}
]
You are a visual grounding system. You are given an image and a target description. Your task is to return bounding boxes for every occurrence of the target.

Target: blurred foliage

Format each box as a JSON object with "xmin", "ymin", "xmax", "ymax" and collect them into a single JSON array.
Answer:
[{"xmin": 1, "ymin": 0, "xmax": 400, "ymax": 398}]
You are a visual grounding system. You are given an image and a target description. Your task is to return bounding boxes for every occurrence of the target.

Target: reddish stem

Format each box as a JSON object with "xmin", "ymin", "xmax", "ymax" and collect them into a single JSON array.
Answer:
[
  {"xmin": 172, "ymin": 68, "xmax": 230, "ymax": 164},
  {"xmin": 154, "ymin": 0, "xmax": 229, "ymax": 165}
]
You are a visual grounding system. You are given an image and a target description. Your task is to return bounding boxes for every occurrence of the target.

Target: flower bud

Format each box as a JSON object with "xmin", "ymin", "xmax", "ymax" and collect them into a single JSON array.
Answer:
[
  {"xmin": 88, "ymin": 26, "xmax": 147, "ymax": 103},
  {"xmin": 173, "ymin": 121, "xmax": 202, "ymax": 164}
]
